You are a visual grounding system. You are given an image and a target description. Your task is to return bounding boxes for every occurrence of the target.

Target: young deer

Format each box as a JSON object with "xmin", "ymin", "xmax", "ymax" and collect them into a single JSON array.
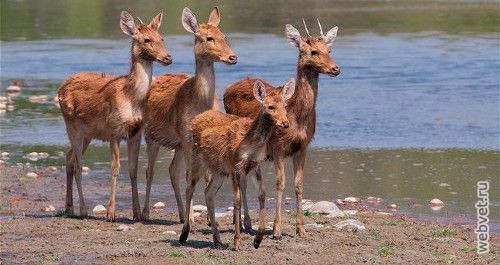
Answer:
[
  {"xmin": 223, "ymin": 20, "xmax": 340, "ymax": 238},
  {"xmin": 180, "ymin": 79, "xmax": 295, "ymax": 250},
  {"xmin": 58, "ymin": 11, "xmax": 171, "ymax": 221},
  {"xmin": 142, "ymin": 7, "xmax": 237, "ymax": 221}
]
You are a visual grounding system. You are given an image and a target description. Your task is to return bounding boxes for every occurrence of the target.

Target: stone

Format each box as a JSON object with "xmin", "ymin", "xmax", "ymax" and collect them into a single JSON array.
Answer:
[
  {"xmin": 0, "ymin": 159, "xmax": 4, "ymax": 165},
  {"xmin": 42, "ymin": 205, "xmax": 56, "ymax": 212},
  {"xmin": 82, "ymin": 166, "xmax": 91, "ymax": 173},
  {"xmin": 388, "ymin": 204, "xmax": 398, "ymax": 209},
  {"xmin": 7, "ymin": 105, "xmax": 14, "ymax": 111},
  {"xmin": 26, "ymin": 172, "xmax": 38, "ymax": 178},
  {"xmin": 227, "ymin": 206, "xmax": 234, "ymax": 211},
  {"xmin": 192, "ymin": 212, "xmax": 202, "ymax": 218},
  {"xmin": 335, "ymin": 199, "xmax": 344, "ymax": 205},
  {"xmin": 343, "ymin": 210, "xmax": 358, "ymax": 216},
  {"xmin": 430, "ymin": 198, "xmax": 444, "ymax": 206},
  {"xmin": 343, "ymin": 197, "xmax": 361, "ymax": 203},
  {"xmin": 26, "ymin": 152, "xmax": 38, "ymax": 161},
  {"xmin": 116, "ymin": 224, "xmax": 130, "ymax": 231},
  {"xmin": 334, "ymin": 219, "xmax": 365, "ymax": 231},
  {"xmin": 163, "ymin": 230, "xmax": 177, "ymax": 235},
  {"xmin": 7, "ymin": 85, "xmax": 21, "ymax": 93},
  {"xmin": 153, "ymin": 202, "xmax": 166, "ymax": 209},
  {"xmin": 192, "ymin": 205, "xmax": 207, "ymax": 212},
  {"xmin": 1, "ymin": 152, "xmax": 9, "ymax": 157},
  {"xmin": 305, "ymin": 223, "xmax": 324, "ymax": 229},
  {"xmin": 0, "ymin": 103, "xmax": 6, "ymax": 110},
  {"xmin": 252, "ymin": 225, "xmax": 272, "ymax": 232},
  {"xmin": 431, "ymin": 205, "xmax": 443, "ymax": 211},
  {"xmin": 308, "ymin": 201, "xmax": 345, "ymax": 218},
  {"xmin": 93, "ymin": 205, "xmax": 106, "ymax": 214},
  {"xmin": 439, "ymin": 183, "xmax": 450, "ymax": 187},
  {"xmin": 48, "ymin": 166, "xmax": 58, "ymax": 171},
  {"xmin": 285, "ymin": 196, "xmax": 292, "ymax": 204}
]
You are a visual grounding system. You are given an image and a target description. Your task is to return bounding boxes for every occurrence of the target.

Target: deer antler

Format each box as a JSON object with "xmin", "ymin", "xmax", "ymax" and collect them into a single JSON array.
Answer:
[
  {"xmin": 302, "ymin": 18, "xmax": 311, "ymax": 37},
  {"xmin": 317, "ymin": 18, "xmax": 324, "ymax": 37},
  {"xmin": 136, "ymin": 16, "xmax": 144, "ymax": 25}
]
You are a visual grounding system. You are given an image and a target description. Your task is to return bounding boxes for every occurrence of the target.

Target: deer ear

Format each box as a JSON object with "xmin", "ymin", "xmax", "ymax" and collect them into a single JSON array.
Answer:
[
  {"xmin": 253, "ymin": 80, "xmax": 266, "ymax": 104},
  {"xmin": 120, "ymin": 11, "xmax": 136, "ymax": 36},
  {"xmin": 324, "ymin": 26, "xmax": 338, "ymax": 47},
  {"xmin": 281, "ymin": 78, "xmax": 296, "ymax": 101},
  {"xmin": 182, "ymin": 7, "xmax": 198, "ymax": 33},
  {"xmin": 208, "ymin": 7, "xmax": 220, "ymax": 27},
  {"xmin": 285, "ymin": 24, "xmax": 301, "ymax": 48},
  {"xmin": 149, "ymin": 10, "xmax": 163, "ymax": 30}
]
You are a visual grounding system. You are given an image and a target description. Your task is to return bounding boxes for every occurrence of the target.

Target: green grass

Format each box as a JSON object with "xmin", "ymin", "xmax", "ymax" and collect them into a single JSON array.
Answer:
[
  {"xmin": 446, "ymin": 255, "xmax": 456, "ymax": 264},
  {"xmin": 167, "ymin": 251, "xmax": 186, "ymax": 258},
  {"xmin": 459, "ymin": 245, "xmax": 477, "ymax": 252},
  {"xmin": 0, "ymin": 203, "xmax": 4, "ymax": 211},
  {"xmin": 380, "ymin": 220, "xmax": 412, "ymax": 227},
  {"xmin": 368, "ymin": 229, "xmax": 381, "ymax": 237},
  {"xmin": 55, "ymin": 210, "xmax": 78, "ymax": 218},
  {"xmin": 431, "ymin": 227, "xmax": 457, "ymax": 237},
  {"xmin": 302, "ymin": 210, "xmax": 312, "ymax": 217},
  {"xmin": 377, "ymin": 246, "xmax": 392, "ymax": 257}
]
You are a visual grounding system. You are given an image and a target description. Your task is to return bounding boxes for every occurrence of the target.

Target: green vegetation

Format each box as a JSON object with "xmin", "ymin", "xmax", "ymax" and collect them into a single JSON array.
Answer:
[
  {"xmin": 0, "ymin": 203, "xmax": 4, "ymax": 211},
  {"xmin": 302, "ymin": 210, "xmax": 313, "ymax": 217},
  {"xmin": 431, "ymin": 227, "xmax": 457, "ymax": 237},
  {"xmin": 446, "ymin": 255, "xmax": 456, "ymax": 264},
  {"xmin": 377, "ymin": 246, "xmax": 392, "ymax": 257},
  {"xmin": 2, "ymin": 0, "xmax": 498, "ymax": 41},
  {"xmin": 459, "ymin": 245, "xmax": 477, "ymax": 252},
  {"xmin": 55, "ymin": 210, "xmax": 78, "ymax": 218},
  {"xmin": 167, "ymin": 251, "xmax": 186, "ymax": 258}
]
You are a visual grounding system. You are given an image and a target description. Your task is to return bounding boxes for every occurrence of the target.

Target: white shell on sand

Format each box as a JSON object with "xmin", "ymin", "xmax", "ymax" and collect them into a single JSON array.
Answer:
[
  {"xmin": 26, "ymin": 172, "xmax": 38, "ymax": 178},
  {"xmin": 153, "ymin": 202, "xmax": 166, "ymax": 209},
  {"xmin": 430, "ymin": 198, "xmax": 444, "ymax": 206}
]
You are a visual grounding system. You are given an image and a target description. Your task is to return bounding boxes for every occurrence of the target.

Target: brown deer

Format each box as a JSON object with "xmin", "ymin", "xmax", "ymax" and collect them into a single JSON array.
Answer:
[
  {"xmin": 180, "ymin": 79, "xmax": 295, "ymax": 250},
  {"xmin": 58, "ymin": 10, "xmax": 171, "ymax": 221},
  {"xmin": 223, "ymin": 20, "xmax": 340, "ymax": 238},
  {"xmin": 142, "ymin": 7, "xmax": 237, "ymax": 222}
]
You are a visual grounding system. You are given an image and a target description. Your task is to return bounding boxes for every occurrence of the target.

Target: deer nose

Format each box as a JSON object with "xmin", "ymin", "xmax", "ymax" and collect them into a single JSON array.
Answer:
[
  {"xmin": 228, "ymin": 55, "xmax": 237, "ymax": 64},
  {"xmin": 329, "ymin": 65, "xmax": 340, "ymax": 76},
  {"xmin": 164, "ymin": 55, "xmax": 172, "ymax": 64},
  {"xmin": 282, "ymin": 121, "xmax": 290, "ymax": 128}
]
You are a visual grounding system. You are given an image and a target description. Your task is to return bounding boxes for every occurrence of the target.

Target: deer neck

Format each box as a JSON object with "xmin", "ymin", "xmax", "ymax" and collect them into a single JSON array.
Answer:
[
  {"xmin": 289, "ymin": 65, "xmax": 319, "ymax": 115},
  {"xmin": 193, "ymin": 58, "xmax": 215, "ymax": 108},
  {"xmin": 243, "ymin": 111, "xmax": 275, "ymax": 148},
  {"xmin": 125, "ymin": 55, "xmax": 153, "ymax": 104}
]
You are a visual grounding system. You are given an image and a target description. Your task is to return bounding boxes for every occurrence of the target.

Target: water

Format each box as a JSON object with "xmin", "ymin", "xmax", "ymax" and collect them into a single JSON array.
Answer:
[{"xmin": 0, "ymin": 0, "xmax": 499, "ymax": 229}]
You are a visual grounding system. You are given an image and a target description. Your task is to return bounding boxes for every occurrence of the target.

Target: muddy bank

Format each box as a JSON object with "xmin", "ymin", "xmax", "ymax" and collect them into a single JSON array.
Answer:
[{"xmin": 1, "ymin": 164, "xmax": 498, "ymax": 264}]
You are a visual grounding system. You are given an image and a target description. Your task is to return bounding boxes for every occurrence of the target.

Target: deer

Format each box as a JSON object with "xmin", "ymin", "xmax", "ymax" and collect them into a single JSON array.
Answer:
[
  {"xmin": 58, "ymin": 10, "xmax": 171, "ymax": 221},
  {"xmin": 223, "ymin": 19, "xmax": 340, "ymax": 239},
  {"xmin": 142, "ymin": 7, "xmax": 237, "ymax": 222},
  {"xmin": 180, "ymin": 79, "xmax": 295, "ymax": 250}
]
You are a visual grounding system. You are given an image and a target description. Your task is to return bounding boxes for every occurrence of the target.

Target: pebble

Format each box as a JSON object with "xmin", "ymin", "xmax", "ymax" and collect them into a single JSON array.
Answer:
[
  {"xmin": 335, "ymin": 199, "xmax": 344, "ymax": 205},
  {"xmin": 343, "ymin": 210, "xmax": 358, "ymax": 216},
  {"xmin": 431, "ymin": 205, "xmax": 444, "ymax": 211},
  {"xmin": 308, "ymin": 201, "xmax": 345, "ymax": 218},
  {"xmin": 0, "ymin": 96, "xmax": 7, "ymax": 103},
  {"xmin": 192, "ymin": 212, "xmax": 202, "ymax": 218},
  {"xmin": 251, "ymin": 225, "xmax": 272, "ymax": 232},
  {"xmin": 0, "ymin": 159, "xmax": 4, "ymax": 165},
  {"xmin": 304, "ymin": 223, "xmax": 324, "ymax": 229},
  {"xmin": 26, "ymin": 172, "xmax": 38, "ymax": 178},
  {"xmin": 48, "ymin": 166, "xmax": 58, "ymax": 171},
  {"xmin": 42, "ymin": 205, "xmax": 56, "ymax": 212},
  {"xmin": 1, "ymin": 152, "xmax": 9, "ymax": 157},
  {"xmin": 429, "ymin": 198, "xmax": 444, "ymax": 206},
  {"xmin": 82, "ymin": 166, "xmax": 91, "ymax": 175},
  {"xmin": 7, "ymin": 105, "xmax": 14, "ymax": 111},
  {"xmin": 26, "ymin": 152, "xmax": 39, "ymax": 161},
  {"xmin": 7, "ymin": 85, "xmax": 21, "ymax": 93},
  {"xmin": 227, "ymin": 206, "xmax": 234, "ymax": 211},
  {"xmin": 388, "ymin": 204, "xmax": 398, "ymax": 209},
  {"xmin": 28, "ymin": 95, "xmax": 48, "ymax": 103},
  {"xmin": 153, "ymin": 202, "xmax": 166, "ymax": 209},
  {"xmin": 0, "ymin": 103, "xmax": 6, "ymax": 110},
  {"xmin": 412, "ymin": 203, "xmax": 423, "ymax": 208},
  {"xmin": 439, "ymin": 183, "xmax": 450, "ymax": 187},
  {"xmin": 334, "ymin": 219, "xmax": 365, "ymax": 231},
  {"xmin": 343, "ymin": 197, "xmax": 361, "ymax": 203},
  {"xmin": 192, "ymin": 205, "xmax": 208, "ymax": 212},
  {"xmin": 163, "ymin": 230, "xmax": 177, "ymax": 235},
  {"xmin": 376, "ymin": 212, "xmax": 392, "ymax": 216},
  {"xmin": 93, "ymin": 205, "xmax": 106, "ymax": 214},
  {"xmin": 116, "ymin": 224, "xmax": 131, "ymax": 231}
]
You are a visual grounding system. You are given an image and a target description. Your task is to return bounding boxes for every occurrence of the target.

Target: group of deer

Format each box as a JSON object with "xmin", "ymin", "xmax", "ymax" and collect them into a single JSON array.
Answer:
[{"xmin": 58, "ymin": 6, "xmax": 340, "ymax": 250}]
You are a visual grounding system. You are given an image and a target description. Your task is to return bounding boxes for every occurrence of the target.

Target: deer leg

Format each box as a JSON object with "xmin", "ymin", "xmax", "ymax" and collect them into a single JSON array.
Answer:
[
  {"xmin": 169, "ymin": 146, "xmax": 186, "ymax": 223},
  {"xmin": 273, "ymin": 155, "xmax": 286, "ymax": 239},
  {"xmin": 253, "ymin": 167, "xmax": 266, "ymax": 249},
  {"xmin": 65, "ymin": 148, "xmax": 75, "ymax": 215},
  {"xmin": 182, "ymin": 144, "xmax": 195, "ymax": 226},
  {"xmin": 205, "ymin": 172, "xmax": 224, "ymax": 246},
  {"xmin": 107, "ymin": 138, "xmax": 120, "ymax": 222},
  {"xmin": 293, "ymin": 148, "xmax": 307, "ymax": 236},
  {"xmin": 232, "ymin": 172, "xmax": 243, "ymax": 251},
  {"xmin": 70, "ymin": 136, "xmax": 87, "ymax": 219},
  {"xmin": 142, "ymin": 141, "xmax": 160, "ymax": 220},
  {"xmin": 179, "ymin": 156, "xmax": 200, "ymax": 244},
  {"xmin": 127, "ymin": 131, "xmax": 142, "ymax": 221},
  {"xmin": 242, "ymin": 170, "xmax": 254, "ymax": 235}
]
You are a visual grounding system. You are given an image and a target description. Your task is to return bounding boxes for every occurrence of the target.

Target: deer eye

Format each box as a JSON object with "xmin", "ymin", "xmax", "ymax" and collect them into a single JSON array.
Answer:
[
  {"xmin": 144, "ymin": 38, "xmax": 152, "ymax": 43},
  {"xmin": 268, "ymin": 105, "xmax": 275, "ymax": 110},
  {"xmin": 311, "ymin": 50, "xmax": 318, "ymax": 56},
  {"xmin": 207, "ymin": 36, "xmax": 214, "ymax": 42}
]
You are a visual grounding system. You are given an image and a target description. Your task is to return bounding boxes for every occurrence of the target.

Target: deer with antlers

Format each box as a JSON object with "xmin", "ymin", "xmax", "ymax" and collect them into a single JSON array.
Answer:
[
  {"xmin": 58, "ymin": 10, "xmax": 171, "ymax": 221},
  {"xmin": 180, "ymin": 79, "xmax": 295, "ymax": 250},
  {"xmin": 223, "ymin": 19, "xmax": 340, "ymax": 238},
  {"xmin": 142, "ymin": 7, "xmax": 237, "ymax": 222}
]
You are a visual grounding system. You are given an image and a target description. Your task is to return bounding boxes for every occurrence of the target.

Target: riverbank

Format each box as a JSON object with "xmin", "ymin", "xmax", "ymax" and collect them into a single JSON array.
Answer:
[{"xmin": 0, "ymin": 164, "xmax": 497, "ymax": 264}]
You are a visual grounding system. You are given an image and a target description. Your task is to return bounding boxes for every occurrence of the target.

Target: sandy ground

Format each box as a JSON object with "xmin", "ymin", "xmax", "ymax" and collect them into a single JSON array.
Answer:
[{"xmin": 0, "ymin": 164, "xmax": 498, "ymax": 264}]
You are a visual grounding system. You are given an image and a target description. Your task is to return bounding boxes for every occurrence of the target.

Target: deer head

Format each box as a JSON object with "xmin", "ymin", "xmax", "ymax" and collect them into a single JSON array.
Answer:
[
  {"xmin": 253, "ymin": 79, "xmax": 295, "ymax": 128},
  {"xmin": 285, "ymin": 19, "xmax": 340, "ymax": 77},
  {"xmin": 120, "ymin": 10, "xmax": 172, "ymax": 66},
  {"xmin": 182, "ymin": 7, "xmax": 237, "ymax": 64}
]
